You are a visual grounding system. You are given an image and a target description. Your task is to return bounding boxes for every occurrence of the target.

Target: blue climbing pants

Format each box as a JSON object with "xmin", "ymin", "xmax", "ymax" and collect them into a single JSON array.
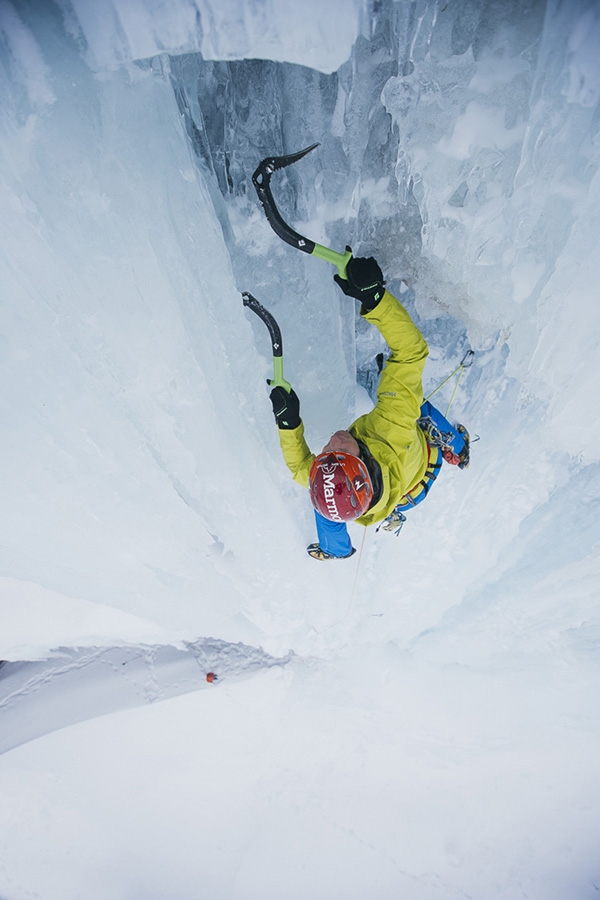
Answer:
[{"xmin": 314, "ymin": 511, "xmax": 353, "ymax": 558}]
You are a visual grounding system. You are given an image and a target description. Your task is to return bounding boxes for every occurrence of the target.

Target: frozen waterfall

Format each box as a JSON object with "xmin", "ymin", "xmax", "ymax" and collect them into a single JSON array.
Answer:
[{"xmin": 1, "ymin": 1, "xmax": 599, "ymax": 898}]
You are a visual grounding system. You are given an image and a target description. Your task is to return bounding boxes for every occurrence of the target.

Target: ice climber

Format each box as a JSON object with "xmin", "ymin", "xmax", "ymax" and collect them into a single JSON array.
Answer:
[{"xmin": 269, "ymin": 255, "xmax": 470, "ymax": 560}]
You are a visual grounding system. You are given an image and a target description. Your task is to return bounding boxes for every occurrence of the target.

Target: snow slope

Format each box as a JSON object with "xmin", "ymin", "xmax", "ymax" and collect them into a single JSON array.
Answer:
[{"xmin": 1, "ymin": 0, "xmax": 599, "ymax": 897}]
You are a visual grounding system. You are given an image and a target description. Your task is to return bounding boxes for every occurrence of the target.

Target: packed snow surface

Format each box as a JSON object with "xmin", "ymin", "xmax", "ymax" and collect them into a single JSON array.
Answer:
[{"xmin": 1, "ymin": 0, "xmax": 599, "ymax": 897}]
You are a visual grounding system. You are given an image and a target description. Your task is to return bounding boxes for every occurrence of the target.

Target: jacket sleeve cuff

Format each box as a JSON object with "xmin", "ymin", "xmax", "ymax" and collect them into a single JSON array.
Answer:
[{"xmin": 361, "ymin": 289, "xmax": 395, "ymax": 320}]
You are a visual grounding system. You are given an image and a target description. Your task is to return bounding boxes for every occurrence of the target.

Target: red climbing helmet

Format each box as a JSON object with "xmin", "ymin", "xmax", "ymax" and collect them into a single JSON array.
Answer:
[{"xmin": 309, "ymin": 452, "xmax": 373, "ymax": 522}]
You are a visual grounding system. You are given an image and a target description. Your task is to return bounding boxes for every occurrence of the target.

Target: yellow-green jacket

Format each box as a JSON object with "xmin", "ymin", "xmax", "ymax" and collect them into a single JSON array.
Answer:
[{"xmin": 277, "ymin": 290, "xmax": 430, "ymax": 526}]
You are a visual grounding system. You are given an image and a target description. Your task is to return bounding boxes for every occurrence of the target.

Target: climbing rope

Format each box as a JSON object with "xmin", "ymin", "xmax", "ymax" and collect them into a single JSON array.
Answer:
[
  {"xmin": 346, "ymin": 527, "xmax": 368, "ymax": 617},
  {"xmin": 424, "ymin": 350, "xmax": 474, "ymax": 416}
]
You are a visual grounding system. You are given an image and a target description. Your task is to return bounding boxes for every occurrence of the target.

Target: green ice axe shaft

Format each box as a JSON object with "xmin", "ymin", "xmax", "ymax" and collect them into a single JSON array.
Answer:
[
  {"xmin": 242, "ymin": 292, "xmax": 291, "ymax": 393},
  {"xmin": 252, "ymin": 143, "xmax": 352, "ymax": 279}
]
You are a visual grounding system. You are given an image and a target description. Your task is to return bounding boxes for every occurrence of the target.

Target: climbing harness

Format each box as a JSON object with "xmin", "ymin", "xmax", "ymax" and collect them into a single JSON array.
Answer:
[
  {"xmin": 375, "ymin": 444, "xmax": 443, "ymax": 536},
  {"xmin": 397, "ymin": 444, "xmax": 444, "ymax": 509}
]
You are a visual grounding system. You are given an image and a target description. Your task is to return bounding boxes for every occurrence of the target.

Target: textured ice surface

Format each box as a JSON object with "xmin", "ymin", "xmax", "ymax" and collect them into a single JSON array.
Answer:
[
  {"xmin": 66, "ymin": 0, "xmax": 364, "ymax": 73},
  {"xmin": 1, "ymin": 1, "xmax": 600, "ymax": 898}
]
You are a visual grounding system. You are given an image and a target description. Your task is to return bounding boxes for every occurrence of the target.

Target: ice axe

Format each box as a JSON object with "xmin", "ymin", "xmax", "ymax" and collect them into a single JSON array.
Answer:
[
  {"xmin": 252, "ymin": 142, "xmax": 353, "ymax": 279},
  {"xmin": 242, "ymin": 292, "xmax": 291, "ymax": 393}
]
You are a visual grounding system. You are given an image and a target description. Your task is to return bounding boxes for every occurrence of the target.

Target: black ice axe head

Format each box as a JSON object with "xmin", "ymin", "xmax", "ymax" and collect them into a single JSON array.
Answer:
[
  {"xmin": 252, "ymin": 142, "xmax": 352, "ymax": 278},
  {"xmin": 242, "ymin": 292, "xmax": 291, "ymax": 393}
]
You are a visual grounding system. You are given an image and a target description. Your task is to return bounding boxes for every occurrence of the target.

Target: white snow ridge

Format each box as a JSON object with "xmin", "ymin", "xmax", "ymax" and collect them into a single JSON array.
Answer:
[{"xmin": 1, "ymin": 1, "xmax": 599, "ymax": 898}]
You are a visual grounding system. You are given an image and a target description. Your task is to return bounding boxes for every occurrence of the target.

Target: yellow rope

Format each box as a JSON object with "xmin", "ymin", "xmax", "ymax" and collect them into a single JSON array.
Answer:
[
  {"xmin": 424, "ymin": 361, "xmax": 464, "ymax": 403},
  {"xmin": 424, "ymin": 351, "xmax": 473, "ymax": 416},
  {"xmin": 445, "ymin": 364, "xmax": 465, "ymax": 416}
]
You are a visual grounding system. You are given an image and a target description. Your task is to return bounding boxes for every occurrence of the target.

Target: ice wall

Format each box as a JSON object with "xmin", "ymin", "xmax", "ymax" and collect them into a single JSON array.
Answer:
[
  {"xmin": 1, "ymin": 0, "xmax": 358, "ymax": 655},
  {"xmin": 1, "ymin": 3, "xmax": 600, "ymax": 898}
]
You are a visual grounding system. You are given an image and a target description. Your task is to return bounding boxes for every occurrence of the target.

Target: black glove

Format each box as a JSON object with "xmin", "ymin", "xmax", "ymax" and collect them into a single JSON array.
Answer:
[
  {"xmin": 334, "ymin": 252, "xmax": 385, "ymax": 312},
  {"xmin": 269, "ymin": 385, "xmax": 301, "ymax": 430}
]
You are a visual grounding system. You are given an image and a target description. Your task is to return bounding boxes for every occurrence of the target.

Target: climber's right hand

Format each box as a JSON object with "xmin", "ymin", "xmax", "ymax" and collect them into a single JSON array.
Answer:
[{"xmin": 334, "ymin": 252, "xmax": 385, "ymax": 312}]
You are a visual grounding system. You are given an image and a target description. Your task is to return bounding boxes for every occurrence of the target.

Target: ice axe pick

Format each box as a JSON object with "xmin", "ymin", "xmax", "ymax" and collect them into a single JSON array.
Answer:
[
  {"xmin": 252, "ymin": 142, "xmax": 352, "ymax": 279},
  {"xmin": 242, "ymin": 292, "xmax": 291, "ymax": 393}
]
